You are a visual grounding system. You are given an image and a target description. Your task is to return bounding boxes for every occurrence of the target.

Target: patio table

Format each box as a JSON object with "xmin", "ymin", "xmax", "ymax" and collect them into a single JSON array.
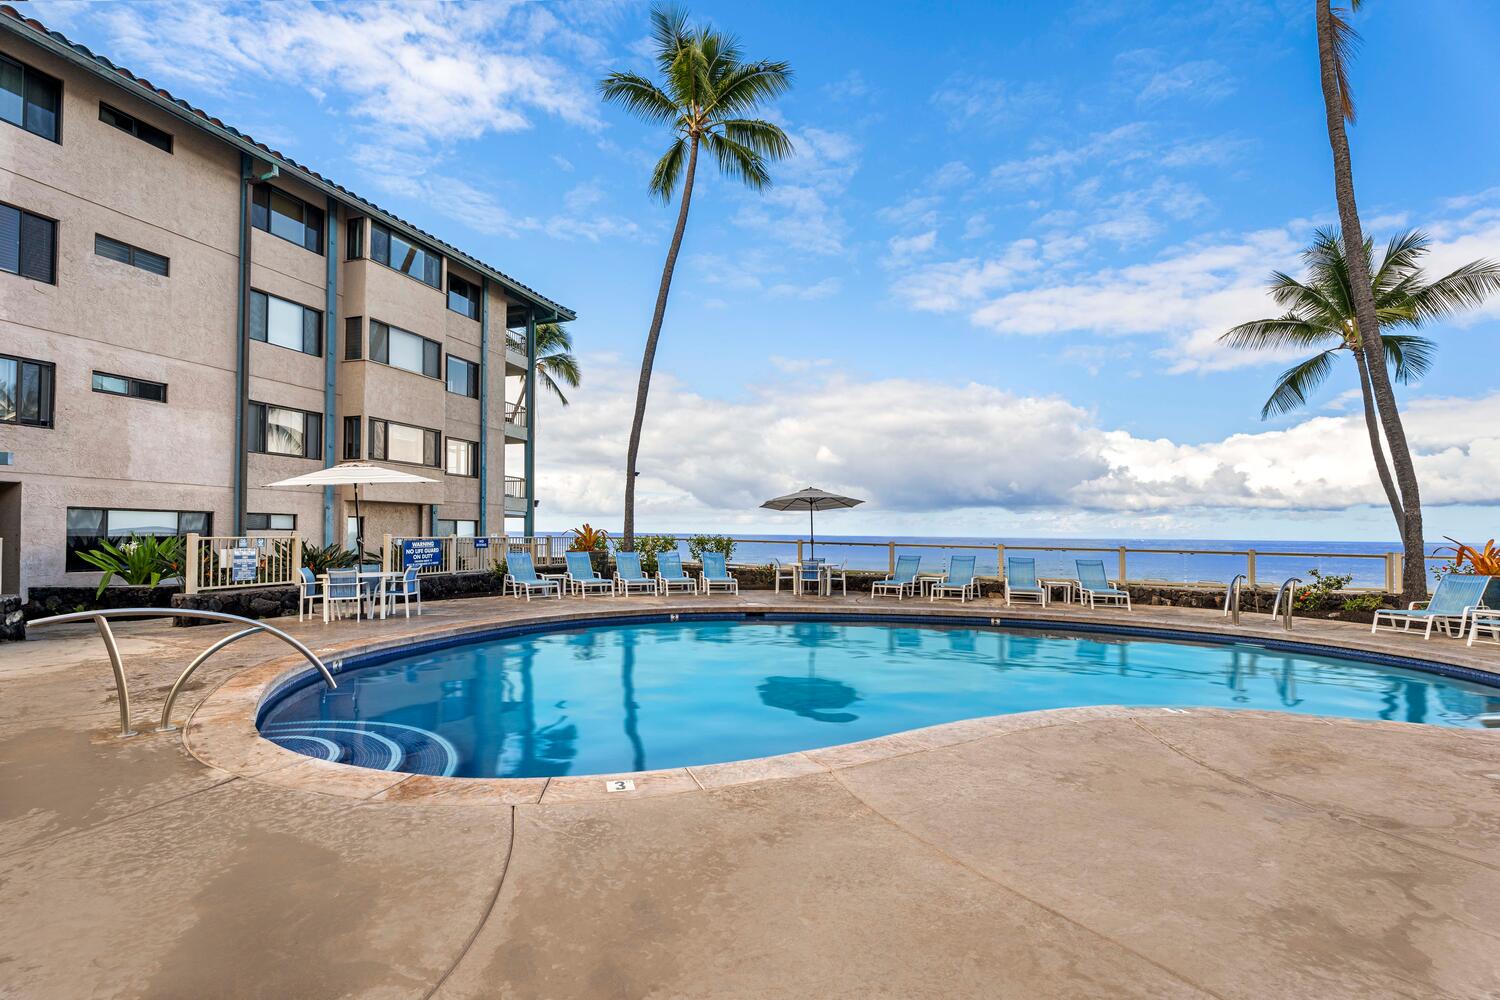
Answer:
[
  {"xmin": 914, "ymin": 571, "xmax": 947, "ymax": 599},
  {"xmin": 1039, "ymin": 578, "xmax": 1075, "ymax": 605},
  {"xmin": 1469, "ymin": 612, "xmax": 1500, "ymax": 647}
]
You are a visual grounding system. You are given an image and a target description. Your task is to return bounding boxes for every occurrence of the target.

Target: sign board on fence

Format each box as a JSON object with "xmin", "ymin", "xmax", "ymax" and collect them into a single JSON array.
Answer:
[
  {"xmin": 230, "ymin": 547, "xmax": 259, "ymax": 583},
  {"xmin": 403, "ymin": 538, "xmax": 443, "ymax": 569},
  {"xmin": 472, "ymin": 537, "xmax": 489, "ymax": 549}
]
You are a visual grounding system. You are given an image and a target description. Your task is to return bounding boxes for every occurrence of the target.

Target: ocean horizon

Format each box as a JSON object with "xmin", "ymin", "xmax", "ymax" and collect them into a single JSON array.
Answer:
[{"xmin": 535, "ymin": 532, "xmax": 1447, "ymax": 588}]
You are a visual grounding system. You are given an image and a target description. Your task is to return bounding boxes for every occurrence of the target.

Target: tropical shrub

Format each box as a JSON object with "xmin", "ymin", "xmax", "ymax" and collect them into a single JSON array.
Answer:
[
  {"xmin": 617, "ymin": 534, "xmax": 679, "ymax": 575},
  {"xmin": 1292, "ymin": 569, "xmax": 1355, "ymax": 612},
  {"xmin": 570, "ymin": 523, "xmax": 610, "ymax": 552},
  {"xmin": 687, "ymin": 534, "xmax": 736, "ymax": 563},
  {"xmin": 1435, "ymin": 536, "xmax": 1500, "ymax": 575},
  {"xmin": 75, "ymin": 534, "xmax": 185, "ymax": 596},
  {"xmin": 301, "ymin": 542, "xmax": 359, "ymax": 575},
  {"xmin": 1340, "ymin": 593, "xmax": 1385, "ymax": 613}
]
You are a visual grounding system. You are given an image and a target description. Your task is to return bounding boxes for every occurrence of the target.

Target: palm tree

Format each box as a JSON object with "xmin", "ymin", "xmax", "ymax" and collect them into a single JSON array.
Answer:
[
  {"xmin": 1221, "ymin": 228, "xmax": 1500, "ymax": 529},
  {"xmin": 510, "ymin": 323, "xmax": 581, "ymax": 420},
  {"xmin": 1315, "ymin": 0, "xmax": 1427, "ymax": 597},
  {"xmin": 600, "ymin": 5, "xmax": 793, "ymax": 548}
]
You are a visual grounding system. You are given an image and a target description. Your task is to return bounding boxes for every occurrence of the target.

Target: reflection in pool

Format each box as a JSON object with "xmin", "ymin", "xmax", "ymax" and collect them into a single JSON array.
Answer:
[{"xmin": 258, "ymin": 618, "xmax": 1500, "ymax": 778}]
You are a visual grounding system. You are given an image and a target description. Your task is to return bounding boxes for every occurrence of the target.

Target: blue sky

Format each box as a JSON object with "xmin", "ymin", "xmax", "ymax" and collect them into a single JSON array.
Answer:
[{"xmin": 34, "ymin": 0, "xmax": 1500, "ymax": 540}]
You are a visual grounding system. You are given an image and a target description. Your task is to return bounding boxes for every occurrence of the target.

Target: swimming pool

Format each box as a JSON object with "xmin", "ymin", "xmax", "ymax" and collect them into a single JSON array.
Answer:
[{"xmin": 257, "ymin": 615, "xmax": 1500, "ymax": 778}]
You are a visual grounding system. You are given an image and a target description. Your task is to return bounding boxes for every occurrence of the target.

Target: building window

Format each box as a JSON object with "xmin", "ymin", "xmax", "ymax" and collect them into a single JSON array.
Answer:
[
  {"xmin": 345, "ymin": 515, "xmax": 364, "ymax": 551},
  {"xmin": 95, "ymin": 234, "xmax": 169, "ymax": 276},
  {"xmin": 444, "ymin": 438, "xmax": 477, "ymax": 477},
  {"xmin": 368, "ymin": 417, "xmax": 439, "ymax": 467},
  {"xmin": 245, "ymin": 512, "xmax": 296, "ymax": 531},
  {"xmin": 343, "ymin": 316, "xmax": 362, "ymax": 360},
  {"xmin": 0, "ymin": 354, "xmax": 55, "ymax": 427},
  {"xmin": 66, "ymin": 507, "xmax": 211, "ymax": 572},
  {"xmin": 369, "ymin": 320, "xmax": 440, "ymax": 378},
  {"xmin": 345, "ymin": 217, "xmax": 364, "ymax": 260},
  {"xmin": 92, "ymin": 371, "xmax": 167, "ymax": 403},
  {"xmin": 98, "ymin": 103, "xmax": 172, "ymax": 153},
  {"xmin": 1, "ymin": 201, "xmax": 57, "ymax": 284},
  {"xmin": 447, "ymin": 273, "xmax": 480, "ymax": 320},
  {"xmin": 249, "ymin": 401, "xmax": 322, "ymax": 459},
  {"xmin": 434, "ymin": 518, "xmax": 478, "ymax": 537},
  {"xmin": 369, "ymin": 222, "xmax": 441, "ymax": 288},
  {"xmin": 1, "ymin": 54, "xmax": 61, "ymax": 142},
  {"xmin": 445, "ymin": 355, "xmax": 479, "ymax": 398},
  {"xmin": 250, "ymin": 290, "xmax": 322, "ymax": 356},
  {"xmin": 343, "ymin": 415, "xmax": 361, "ymax": 459},
  {"xmin": 251, "ymin": 184, "xmax": 324, "ymax": 254}
]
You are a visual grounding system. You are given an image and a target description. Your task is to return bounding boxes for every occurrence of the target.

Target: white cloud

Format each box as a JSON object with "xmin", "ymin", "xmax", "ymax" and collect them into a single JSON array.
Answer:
[
  {"xmin": 91, "ymin": 0, "xmax": 599, "ymax": 145},
  {"xmin": 732, "ymin": 127, "xmax": 860, "ymax": 255},
  {"xmin": 885, "ymin": 230, "xmax": 939, "ymax": 265},
  {"xmin": 987, "ymin": 123, "xmax": 1153, "ymax": 188},
  {"xmin": 1138, "ymin": 60, "xmax": 1237, "ymax": 104},
  {"xmin": 930, "ymin": 75, "xmax": 1054, "ymax": 130},
  {"xmin": 535, "ymin": 362, "xmax": 1500, "ymax": 526}
]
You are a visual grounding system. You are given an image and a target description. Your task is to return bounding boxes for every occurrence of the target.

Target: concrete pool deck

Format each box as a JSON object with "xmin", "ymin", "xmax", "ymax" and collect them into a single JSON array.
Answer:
[{"xmin": 2, "ymin": 593, "xmax": 1498, "ymax": 998}]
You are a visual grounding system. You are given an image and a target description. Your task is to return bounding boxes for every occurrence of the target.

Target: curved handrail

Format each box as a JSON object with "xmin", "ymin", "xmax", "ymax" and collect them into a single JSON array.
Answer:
[
  {"xmin": 27, "ymin": 608, "xmax": 337, "ymax": 737},
  {"xmin": 1271, "ymin": 577, "xmax": 1302, "ymax": 632},
  {"xmin": 1223, "ymin": 574, "xmax": 1247, "ymax": 625}
]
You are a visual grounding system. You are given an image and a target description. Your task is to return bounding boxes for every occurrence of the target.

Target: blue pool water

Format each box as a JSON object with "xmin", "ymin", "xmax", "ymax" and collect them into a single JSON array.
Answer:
[{"xmin": 258, "ymin": 617, "xmax": 1500, "ymax": 778}]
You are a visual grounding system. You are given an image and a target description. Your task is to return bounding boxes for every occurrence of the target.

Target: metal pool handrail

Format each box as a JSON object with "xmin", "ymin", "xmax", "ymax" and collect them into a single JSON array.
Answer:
[
  {"xmin": 1223, "ymin": 575, "xmax": 1247, "ymax": 626},
  {"xmin": 27, "ymin": 608, "xmax": 337, "ymax": 737},
  {"xmin": 1271, "ymin": 578, "xmax": 1303, "ymax": 632}
]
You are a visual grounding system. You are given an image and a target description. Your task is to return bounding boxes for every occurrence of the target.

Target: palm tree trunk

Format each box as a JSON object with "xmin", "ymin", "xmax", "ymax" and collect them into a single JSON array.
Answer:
[
  {"xmin": 1315, "ymin": 0, "xmax": 1427, "ymax": 599},
  {"xmin": 1350, "ymin": 347, "xmax": 1403, "ymax": 525},
  {"xmin": 623, "ymin": 135, "xmax": 700, "ymax": 549}
]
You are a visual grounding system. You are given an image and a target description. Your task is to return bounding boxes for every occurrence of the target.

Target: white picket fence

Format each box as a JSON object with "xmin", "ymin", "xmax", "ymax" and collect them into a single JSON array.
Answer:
[{"xmin": 185, "ymin": 533, "xmax": 301, "ymax": 593}]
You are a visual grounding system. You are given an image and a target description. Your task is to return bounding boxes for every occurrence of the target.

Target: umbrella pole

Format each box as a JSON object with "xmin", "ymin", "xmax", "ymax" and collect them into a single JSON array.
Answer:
[
  {"xmin": 354, "ymin": 483, "xmax": 363, "ymax": 559},
  {"xmin": 809, "ymin": 505, "xmax": 815, "ymax": 558}
]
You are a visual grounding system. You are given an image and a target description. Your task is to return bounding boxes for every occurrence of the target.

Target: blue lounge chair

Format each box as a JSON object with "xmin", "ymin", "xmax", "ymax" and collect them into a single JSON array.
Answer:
[
  {"xmin": 614, "ymin": 551, "xmax": 659, "ymax": 596},
  {"xmin": 699, "ymin": 551, "xmax": 739, "ymax": 594},
  {"xmin": 1372, "ymin": 574, "xmax": 1491, "ymax": 639},
  {"xmin": 565, "ymin": 551, "xmax": 615, "ymax": 598},
  {"xmin": 1075, "ymin": 559, "xmax": 1130, "ymax": 609},
  {"xmin": 657, "ymin": 551, "xmax": 699, "ymax": 595},
  {"xmin": 930, "ymin": 555, "xmax": 978, "ymax": 603},
  {"xmin": 1004, "ymin": 557, "xmax": 1047, "ymax": 607},
  {"xmin": 872, "ymin": 555, "xmax": 921, "ymax": 600},
  {"xmin": 505, "ymin": 551, "xmax": 561, "ymax": 601}
]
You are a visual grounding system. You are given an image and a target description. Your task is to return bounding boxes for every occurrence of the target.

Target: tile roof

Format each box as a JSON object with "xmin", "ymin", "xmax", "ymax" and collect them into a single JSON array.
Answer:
[{"xmin": 0, "ymin": 4, "xmax": 574, "ymax": 321}]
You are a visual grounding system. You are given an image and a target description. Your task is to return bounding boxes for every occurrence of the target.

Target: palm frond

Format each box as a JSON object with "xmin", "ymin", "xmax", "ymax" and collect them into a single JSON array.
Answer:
[
  {"xmin": 1407, "ymin": 258, "xmax": 1500, "ymax": 322},
  {"xmin": 1266, "ymin": 271, "xmax": 1340, "ymax": 322},
  {"xmin": 1262, "ymin": 349, "xmax": 1340, "ymax": 419},
  {"xmin": 700, "ymin": 130, "xmax": 771, "ymax": 189},
  {"xmin": 1371, "ymin": 229, "xmax": 1430, "ymax": 293},
  {"xmin": 538, "ymin": 353, "xmax": 582, "ymax": 404},
  {"xmin": 598, "ymin": 72, "xmax": 681, "ymax": 125},
  {"xmin": 717, "ymin": 118, "xmax": 793, "ymax": 159},
  {"xmin": 648, "ymin": 4, "xmax": 693, "ymax": 76},
  {"xmin": 1220, "ymin": 316, "xmax": 1338, "ymax": 351},
  {"xmin": 1381, "ymin": 333, "xmax": 1436, "ymax": 384},
  {"xmin": 1329, "ymin": 2, "xmax": 1362, "ymax": 122},
  {"xmin": 535, "ymin": 322, "xmax": 573, "ymax": 355},
  {"xmin": 704, "ymin": 62, "xmax": 794, "ymax": 118},
  {"xmin": 648, "ymin": 136, "xmax": 689, "ymax": 202}
]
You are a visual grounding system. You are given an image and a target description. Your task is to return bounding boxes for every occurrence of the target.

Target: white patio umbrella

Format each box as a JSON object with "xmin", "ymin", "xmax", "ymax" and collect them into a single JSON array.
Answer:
[
  {"xmin": 263, "ymin": 462, "xmax": 437, "ymax": 554},
  {"xmin": 760, "ymin": 486, "xmax": 864, "ymax": 558}
]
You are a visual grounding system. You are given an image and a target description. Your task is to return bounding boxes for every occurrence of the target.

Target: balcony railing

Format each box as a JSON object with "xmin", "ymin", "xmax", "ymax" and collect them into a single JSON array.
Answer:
[
  {"xmin": 504, "ymin": 476, "xmax": 526, "ymax": 498},
  {"xmin": 506, "ymin": 405, "xmax": 528, "ymax": 428}
]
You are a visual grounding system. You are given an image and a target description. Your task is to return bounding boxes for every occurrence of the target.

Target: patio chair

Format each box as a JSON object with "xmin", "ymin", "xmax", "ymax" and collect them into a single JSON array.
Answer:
[
  {"xmin": 1372, "ymin": 574, "xmax": 1491, "ymax": 640},
  {"xmin": 825, "ymin": 561, "xmax": 849, "ymax": 597},
  {"xmin": 657, "ymin": 551, "xmax": 699, "ymax": 595},
  {"xmin": 614, "ymin": 551, "xmax": 659, "ymax": 596},
  {"xmin": 1004, "ymin": 557, "xmax": 1047, "ymax": 607},
  {"xmin": 324, "ymin": 569, "xmax": 362, "ymax": 622},
  {"xmin": 565, "ymin": 551, "xmax": 615, "ymax": 598},
  {"xmin": 930, "ymin": 555, "xmax": 978, "ymax": 603},
  {"xmin": 872, "ymin": 555, "xmax": 921, "ymax": 600},
  {"xmin": 1075, "ymin": 559, "xmax": 1131, "ymax": 609},
  {"xmin": 772, "ymin": 558, "xmax": 796, "ymax": 593},
  {"xmin": 699, "ymin": 551, "xmax": 739, "ymax": 594},
  {"xmin": 797, "ymin": 559, "xmax": 826, "ymax": 597},
  {"xmin": 297, "ymin": 567, "xmax": 323, "ymax": 622},
  {"xmin": 383, "ymin": 566, "xmax": 422, "ymax": 618},
  {"xmin": 505, "ymin": 551, "xmax": 561, "ymax": 601}
]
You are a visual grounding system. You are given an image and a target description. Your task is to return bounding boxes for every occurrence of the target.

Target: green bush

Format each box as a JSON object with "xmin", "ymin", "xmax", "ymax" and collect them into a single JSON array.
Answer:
[
  {"xmin": 75, "ymin": 534, "xmax": 185, "ymax": 596},
  {"xmin": 687, "ymin": 534, "xmax": 736, "ymax": 563},
  {"xmin": 301, "ymin": 541, "xmax": 359, "ymax": 575},
  {"xmin": 1340, "ymin": 593, "xmax": 1385, "ymax": 613},
  {"xmin": 616, "ymin": 534, "xmax": 679, "ymax": 575},
  {"xmin": 1292, "ymin": 568, "xmax": 1354, "ymax": 612}
]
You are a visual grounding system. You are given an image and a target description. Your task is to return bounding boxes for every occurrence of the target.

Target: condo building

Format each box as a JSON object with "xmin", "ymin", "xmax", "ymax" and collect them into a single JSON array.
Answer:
[{"xmin": 0, "ymin": 7, "xmax": 573, "ymax": 597}]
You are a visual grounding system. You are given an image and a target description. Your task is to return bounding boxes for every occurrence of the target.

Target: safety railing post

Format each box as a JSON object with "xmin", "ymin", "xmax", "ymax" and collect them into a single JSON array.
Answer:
[
  {"xmin": 888, "ymin": 541, "xmax": 896, "ymax": 575},
  {"xmin": 796, "ymin": 539, "xmax": 804, "ymax": 563},
  {"xmin": 382, "ymin": 534, "xmax": 393, "ymax": 572},
  {"xmin": 1117, "ymin": 546, "xmax": 1128, "ymax": 584},
  {"xmin": 997, "ymin": 543, "xmax": 1005, "ymax": 580},
  {"xmin": 1385, "ymin": 553, "xmax": 1397, "ymax": 593},
  {"xmin": 185, "ymin": 533, "xmax": 201, "ymax": 594},
  {"xmin": 1246, "ymin": 549, "xmax": 1257, "ymax": 589}
]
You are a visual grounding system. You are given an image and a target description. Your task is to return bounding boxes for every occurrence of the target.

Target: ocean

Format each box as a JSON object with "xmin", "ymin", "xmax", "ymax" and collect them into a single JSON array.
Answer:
[{"xmin": 536, "ymin": 533, "xmax": 1447, "ymax": 589}]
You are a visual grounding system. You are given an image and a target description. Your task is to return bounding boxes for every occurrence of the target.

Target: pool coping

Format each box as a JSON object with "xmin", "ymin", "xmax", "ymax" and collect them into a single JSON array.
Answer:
[{"xmin": 184, "ymin": 602, "xmax": 1500, "ymax": 805}]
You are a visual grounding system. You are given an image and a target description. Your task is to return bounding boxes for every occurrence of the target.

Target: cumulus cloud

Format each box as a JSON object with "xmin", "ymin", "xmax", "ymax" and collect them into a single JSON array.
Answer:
[
  {"xmin": 535, "ymin": 362, "xmax": 1500, "ymax": 527},
  {"xmin": 731, "ymin": 127, "xmax": 861, "ymax": 255}
]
